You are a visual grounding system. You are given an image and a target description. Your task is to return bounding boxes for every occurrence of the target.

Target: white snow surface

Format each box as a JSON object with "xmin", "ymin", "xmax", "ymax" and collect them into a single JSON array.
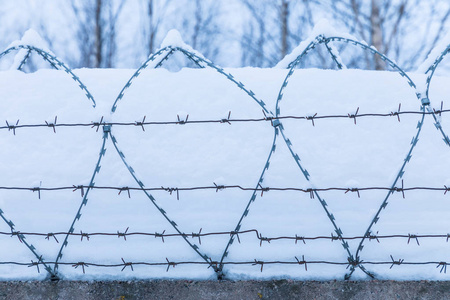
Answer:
[{"xmin": 0, "ymin": 66, "xmax": 449, "ymax": 281}]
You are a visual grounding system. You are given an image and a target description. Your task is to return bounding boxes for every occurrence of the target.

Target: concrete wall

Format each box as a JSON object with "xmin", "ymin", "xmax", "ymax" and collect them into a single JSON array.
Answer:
[{"xmin": 0, "ymin": 280, "xmax": 449, "ymax": 300}]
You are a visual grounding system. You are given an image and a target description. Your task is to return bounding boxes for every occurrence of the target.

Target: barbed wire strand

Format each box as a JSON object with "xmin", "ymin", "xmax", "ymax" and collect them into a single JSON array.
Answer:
[
  {"xmin": 2, "ymin": 107, "xmax": 450, "ymax": 135},
  {"xmin": 2, "ymin": 230, "xmax": 449, "ymax": 245},
  {"xmin": 0, "ymin": 259, "xmax": 447, "ymax": 275},
  {"xmin": 1, "ymin": 183, "xmax": 450, "ymax": 198}
]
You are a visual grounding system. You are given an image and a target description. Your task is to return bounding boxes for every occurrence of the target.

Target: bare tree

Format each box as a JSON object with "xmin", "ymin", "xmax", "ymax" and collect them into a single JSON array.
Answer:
[
  {"xmin": 179, "ymin": 0, "xmax": 222, "ymax": 61},
  {"xmin": 71, "ymin": 0, "xmax": 126, "ymax": 68},
  {"xmin": 239, "ymin": 0, "xmax": 315, "ymax": 67},
  {"xmin": 322, "ymin": 0, "xmax": 450, "ymax": 70},
  {"xmin": 280, "ymin": 0, "xmax": 289, "ymax": 59},
  {"xmin": 140, "ymin": 0, "xmax": 172, "ymax": 57}
]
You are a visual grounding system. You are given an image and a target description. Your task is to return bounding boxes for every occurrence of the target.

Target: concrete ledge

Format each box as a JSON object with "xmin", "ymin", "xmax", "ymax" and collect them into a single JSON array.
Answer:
[{"xmin": 0, "ymin": 280, "xmax": 449, "ymax": 300}]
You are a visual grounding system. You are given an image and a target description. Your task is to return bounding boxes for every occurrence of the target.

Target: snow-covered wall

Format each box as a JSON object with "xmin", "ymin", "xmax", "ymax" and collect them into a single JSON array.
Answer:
[{"xmin": 1, "ymin": 30, "xmax": 450, "ymax": 281}]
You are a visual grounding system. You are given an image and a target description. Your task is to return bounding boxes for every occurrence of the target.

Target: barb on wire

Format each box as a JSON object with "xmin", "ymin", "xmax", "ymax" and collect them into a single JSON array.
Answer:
[
  {"xmin": 136, "ymin": 116, "xmax": 146, "ymax": 131},
  {"xmin": 166, "ymin": 258, "xmax": 176, "ymax": 272},
  {"xmin": 391, "ymin": 103, "xmax": 402, "ymax": 122},
  {"xmin": 220, "ymin": 111, "xmax": 232, "ymax": 124},
  {"xmin": 6, "ymin": 120, "xmax": 19, "ymax": 135},
  {"xmin": 80, "ymin": 230, "xmax": 90, "ymax": 242},
  {"xmin": 72, "ymin": 262, "xmax": 88, "ymax": 274},
  {"xmin": 117, "ymin": 227, "xmax": 129, "ymax": 241},
  {"xmin": 348, "ymin": 107, "xmax": 359, "ymax": 125},
  {"xmin": 45, "ymin": 116, "xmax": 58, "ymax": 133},
  {"xmin": 91, "ymin": 116, "xmax": 104, "ymax": 132},
  {"xmin": 191, "ymin": 228, "xmax": 203, "ymax": 245},
  {"xmin": 162, "ymin": 186, "xmax": 179, "ymax": 200},
  {"xmin": 390, "ymin": 255, "xmax": 405, "ymax": 269},
  {"xmin": 437, "ymin": 262, "xmax": 448, "ymax": 273},
  {"xmin": 306, "ymin": 113, "xmax": 317, "ymax": 126},
  {"xmin": 177, "ymin": 114, "xmax": 189, "ymax": 125},
  {"xmin": 45, "ymin": 233, "xmax": 59, "ymax": 243},
  {"xmin": 295, "ymin": 255, "xmax": 308, "ymax": 271},
  {"xmin": 407, "ymin": 234, "xmax": 420, "ymax": 246},
  {"xmin": 118, "ymin": 187, "xmax": 131, "ymax": 198},
  {"xmin": 121, "ymin": 258, "xmax": 133, "ymax": 271}
]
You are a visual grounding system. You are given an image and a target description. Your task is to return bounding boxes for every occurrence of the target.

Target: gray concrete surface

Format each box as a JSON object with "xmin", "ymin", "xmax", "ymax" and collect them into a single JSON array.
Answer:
[{"xmin": 0, "ymin": 280, "xmax": 449, "ymax": 300}]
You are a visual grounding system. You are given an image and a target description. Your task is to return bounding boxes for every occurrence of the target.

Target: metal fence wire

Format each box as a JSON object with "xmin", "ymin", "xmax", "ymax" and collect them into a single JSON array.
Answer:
[{"xmin": 0, "ymin": 33, "xmax": 450, "ymax": 281}]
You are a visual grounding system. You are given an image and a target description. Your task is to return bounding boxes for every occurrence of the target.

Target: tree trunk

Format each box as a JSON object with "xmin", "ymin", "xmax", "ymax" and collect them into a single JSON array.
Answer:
[
  {"xmin": 192, "ymin": 0, "xmax": 202, "ymax": 50},
  {"xmin": 370, "ymin": 0, "xmax": 384, "ymax": 70},
  {"xmin": 148, "ymin": 0, "xmax": 155, "ymax": 55},
  {"xmin": 280, "ymin": 0, "xmax": 289, "ymax": 59},
  {"xmin": 95, "ymin": 0, "xmax": 103, "ymax": 68}
]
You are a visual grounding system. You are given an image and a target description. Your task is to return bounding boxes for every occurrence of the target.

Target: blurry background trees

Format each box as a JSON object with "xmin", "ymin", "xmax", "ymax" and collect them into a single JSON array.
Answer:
[
  {"xmin": 0, "ymin": 0, "xmax": 449, "ymax": 71},
  {"xmin": 322, "ymin": 0, "xmax": 450, "ymax": 70},
  {"xmin": 70, "ymin": 0, "xmax": 126, "ymax": 68}
]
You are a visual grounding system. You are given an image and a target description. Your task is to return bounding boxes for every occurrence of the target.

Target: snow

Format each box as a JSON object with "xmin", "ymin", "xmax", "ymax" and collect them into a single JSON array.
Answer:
[
  {"xmin": 6, "ymin": 29, "xmax": 50, "ymax": 52},
  {"xmin": 161, "ymin": 29, "xmax": 187, "ymax": 49},
  {"xmin": 5, "ymin": 29, "xmax": 53, "ymax": 71},
  {"xmin": 0, "ymin": 51, "xmax": 450, "ymax": 281},
  {"xmin": 160, "ymin": 29, "xmax": 208, "ymax": 62}
]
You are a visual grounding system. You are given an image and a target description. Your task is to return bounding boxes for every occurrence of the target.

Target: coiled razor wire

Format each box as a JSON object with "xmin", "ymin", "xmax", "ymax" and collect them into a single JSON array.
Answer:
[
  {"xmin": 275, "ymin": 34, "xmax": 450, "ymax": 279},
  {"xmin": 108, "ymin": 44, "xmax": 275, "ymax": 279},
  {"xmin": 0, "ymin": 35, "xmax": 449, "ymax": 280}
]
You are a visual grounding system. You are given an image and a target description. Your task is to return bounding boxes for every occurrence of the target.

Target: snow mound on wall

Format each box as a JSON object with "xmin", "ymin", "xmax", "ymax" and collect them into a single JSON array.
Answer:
[{"xmin": 6, "ymin": 29, "xmax": 50, "ymax": 52}]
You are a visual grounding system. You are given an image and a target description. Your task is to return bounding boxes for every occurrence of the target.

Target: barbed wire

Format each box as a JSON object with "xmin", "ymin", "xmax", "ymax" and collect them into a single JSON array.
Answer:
[
  {"xmin": 2, "ymin": 229, "xmax": 449, "ymax": 245},
  {"xmin": 1, "ymin": 183, "xmax": 450, "ymax": 200},
  {"xmin": 1, "ymin": 258, "xmax": 448, "ymax": 275},
  {"xmin": 2, "ymin": 107, "xmax": 449, "ymax": 134}
]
